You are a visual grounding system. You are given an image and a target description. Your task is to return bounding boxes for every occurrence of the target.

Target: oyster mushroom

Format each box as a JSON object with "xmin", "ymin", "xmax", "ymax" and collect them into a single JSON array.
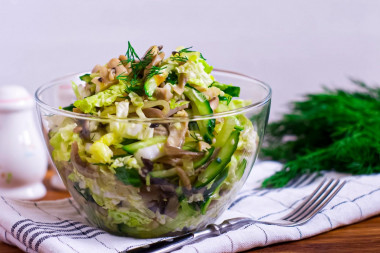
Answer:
[
  {"xmin": 142, "ymin": 108, "xmax": 165, "ymax": 118},
  {"xmin": 172, "ymin": 73, "xmax": 187, "ymax": 95},
  {"xmin": 209, "ymin": 96, "xmax": 219, "ymax": 111}
]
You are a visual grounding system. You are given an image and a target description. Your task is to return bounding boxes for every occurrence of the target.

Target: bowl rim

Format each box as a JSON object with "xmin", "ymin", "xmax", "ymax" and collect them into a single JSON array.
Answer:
[{"xmin": 35, "ymin": 69, "xmax": 272, "ymax": 123}]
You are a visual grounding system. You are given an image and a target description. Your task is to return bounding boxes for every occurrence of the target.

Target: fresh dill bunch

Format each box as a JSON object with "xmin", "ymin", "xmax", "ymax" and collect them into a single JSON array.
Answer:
[{"xmin": 260, "ymin": 80, "xmax": 380, "ymax": 188}]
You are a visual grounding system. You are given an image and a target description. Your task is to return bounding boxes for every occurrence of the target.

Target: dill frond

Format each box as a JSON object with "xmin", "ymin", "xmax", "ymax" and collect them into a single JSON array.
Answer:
[{"xmin": 260, "ymin": 80, "xmax": 380, "ymax": 188}]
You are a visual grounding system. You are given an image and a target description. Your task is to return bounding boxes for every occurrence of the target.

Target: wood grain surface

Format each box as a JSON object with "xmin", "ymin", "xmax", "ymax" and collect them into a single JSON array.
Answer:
[{"xmin": 1, "ymin": 169, "xmax": 379, "ymax": 253}]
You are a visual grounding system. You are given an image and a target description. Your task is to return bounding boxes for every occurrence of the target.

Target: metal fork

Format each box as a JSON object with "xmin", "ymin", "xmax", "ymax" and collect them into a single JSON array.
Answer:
[{"xmin": 124, "ymin": 178, "xmax": 346, "ymax": 253}]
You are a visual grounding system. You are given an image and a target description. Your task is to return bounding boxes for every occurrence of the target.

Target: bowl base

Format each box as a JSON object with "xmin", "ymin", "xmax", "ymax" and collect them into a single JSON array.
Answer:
[{"xmin": 0, "ymin": 182, "xmax": 47, "ymax": 200}]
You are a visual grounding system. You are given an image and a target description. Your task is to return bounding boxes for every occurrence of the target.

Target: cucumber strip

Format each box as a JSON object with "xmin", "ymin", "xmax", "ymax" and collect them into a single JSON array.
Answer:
[
  {"xmin": 214, "ymin": 116, "xmax": 237, "ymax": 147},
  {"xmin": 212, "ymin": 81, "xmax": 240, "ymax": 97},
  {"xmin": 200, "ymin": 166, "xmax": 229, "ymax": 214},
  {"xmin": 223, "ymin": 86, "xmax": 240, "ymax": 97},
  {"xmin": 236, "ymin": 158, "xmax": 248, "ymax": 180},
  {"xmin": 183, "ymin": 86, "xmax": 215, "ymax": 143},
  {"xmin": 150, "ymin": 168, "xmax": 177, "ymax": 178},
  {"xmin": 79, "ymin": 73, "xmax": 92, "ymax": 83},
  {"xmin": 193, "ymin": 147, "xmax": 215, "ymax": 169},
  {"xmin": 122, "ymin": 136, "xmax": 167, "ymax": 154},
  {"xmin": 144, "ymin": 65, "xmax": 174, "ymax": 96},
  {"xmin": 195, "ymin": 130, "xmax": 240, "ymax": 187},
  {"xmin": 144, "ymin": 77, "xmax": 157, "ymax": 97}
]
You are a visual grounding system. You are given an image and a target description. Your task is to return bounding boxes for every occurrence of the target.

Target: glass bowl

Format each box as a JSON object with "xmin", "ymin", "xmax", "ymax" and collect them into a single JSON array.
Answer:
[{"xmin": 35, "ymin": 69, "xmax": 271, "ymax": 238}]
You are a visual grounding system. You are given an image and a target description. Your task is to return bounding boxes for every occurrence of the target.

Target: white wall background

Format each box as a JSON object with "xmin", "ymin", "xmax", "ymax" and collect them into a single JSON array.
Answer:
[{"xmin": 1, "ymin": 0, "xmax": 379, "ymax": 119}]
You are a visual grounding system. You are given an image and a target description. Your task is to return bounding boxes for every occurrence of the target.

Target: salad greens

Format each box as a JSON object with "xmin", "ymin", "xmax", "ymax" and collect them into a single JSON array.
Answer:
[{"xmin": 48, "ymin": 43, "xmax": 258, "ymax": 237}]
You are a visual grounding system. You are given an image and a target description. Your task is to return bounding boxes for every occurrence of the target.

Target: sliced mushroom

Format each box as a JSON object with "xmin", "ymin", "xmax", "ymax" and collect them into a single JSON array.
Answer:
[
  {"xmin": 155, "ymin": 156, "xmax": 182, "ymax": 166},
  {"xmin": 115, "ymin": 64, "xmax": 128, "ymax": 77},
  {"xmin": 143, "ymin": 45, "xmax": 160, "ymax": 59},
  {"xmin": 176, "ymin": 167, "xmax": 191, "ymax": 190},
  {"xmin": 99, "ymin": 66, "xmax": 108, "ymax": 79},
  {"xmin": 142, "ymin": 108, "xmax": 165, "ymax": 118},
  {"xmin": 198, "ymin": 141, "xmax": 211, "ymax": 151},
  {"xmin": 141, "ymin": 158, "xmax": 154, "ymax": 177},
  {"xmin": 153, "ymin": 125, "xmax": 169, "ymax": 136},
  {"xmin": 209, "ymin": 96, "xmax": 219, "ymax": 111},
  {"xmin": 143, "ymin": 52, "xmax": 166, "ymax": 79},
  {"xmin": 164, "ymin": 144, "xmax": 204, "ymax": 158},
  {"xmin": 119, "ymin": 55, "xmax": 127, "ymax": 62},
  {"xmin": 172, "ymin": 73, "xmax": 187, "ymax": 95},
  {"xmin": 78, "ymin": 120, "xmax": 91, "ymax": 141},
  {"xmin": 140, "ymin": 178, "xmax": 179, "ymax": 218},
  {"xmin": 166, "ymin": 103, "xmax": 189, "ymax": 117},
  {"xmin": 92, "ymin": 77, "xmax": 112, "ymax": 93},
  {"xmin": 92, "ymin": 64, "xmax": 102, "ymax": 73},
  {"xmin": 155, "ymin": 87, "xmax": 173, "ymax": 101},
  {"xmin": 107, "ymin": 58, "xmax": 121, "ymax": 68},
  {"xmin": 73, "ymin": 126, "xmax": 82, "ymax": 134},
  {"xmin": 167, "ymin": 122, "xmax": 187, "ymax": 147},
  {"xmin": 108, "ymin": 68, "xmax": 116, "ymax": 81}
]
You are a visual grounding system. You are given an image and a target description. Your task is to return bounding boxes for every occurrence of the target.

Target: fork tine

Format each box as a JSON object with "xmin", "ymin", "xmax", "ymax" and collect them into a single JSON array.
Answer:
[
  {"xmin": 281, "ymin": 178, "xmax": 331, "ymax": 220},
  {"xmin": 293, "ymin": 180, "xmax": 346, "ymax": 224},
  {"xmin": 286, "ymin": 179, "xmax": 337, "ymax": 221}
]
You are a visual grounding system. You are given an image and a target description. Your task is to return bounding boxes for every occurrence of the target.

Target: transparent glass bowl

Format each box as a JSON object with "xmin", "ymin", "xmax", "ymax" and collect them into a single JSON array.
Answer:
[{"xmin": 35, "ymin": 69, "xmax": 271, "ymax": 238}]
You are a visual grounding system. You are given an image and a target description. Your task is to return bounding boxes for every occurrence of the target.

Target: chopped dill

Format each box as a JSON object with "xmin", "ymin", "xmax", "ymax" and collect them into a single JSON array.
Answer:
[
  {"xmin": 147, "ymin": 65, "xmax": 167, "ymax": 79},
  {"xmin": 178, "ymin": 46, "xmax": 193, "ymax": 54},
  {"xmin": 170, "ymin": 55, "xmax": 188, "ymax": 63}
]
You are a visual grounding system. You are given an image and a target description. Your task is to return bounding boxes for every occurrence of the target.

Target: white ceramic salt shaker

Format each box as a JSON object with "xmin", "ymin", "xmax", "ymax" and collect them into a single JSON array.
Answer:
[{"xmin": 0, "ymin": 85, "xmax": 47, "ymax": 199}]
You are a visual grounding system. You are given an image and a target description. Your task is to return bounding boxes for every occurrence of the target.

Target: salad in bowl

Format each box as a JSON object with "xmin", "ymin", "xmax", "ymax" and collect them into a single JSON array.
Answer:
[{"xmin": 35, "ymin": 43, "xmax": 271, "ymax": 238}]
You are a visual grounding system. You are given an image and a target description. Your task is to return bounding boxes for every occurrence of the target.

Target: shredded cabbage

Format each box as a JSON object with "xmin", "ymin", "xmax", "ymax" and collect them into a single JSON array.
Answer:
[
  {"xmin": 49, "ymin": 123, "xmax": 83, "ymax": 161},
  {"xmin": 108, "ymin": 209, "xmax": 153, "ymax": 227},
  {"xmin": 109, "ymin": 122, "xmax": 153, "ymax": 140},
  {"xmin": 73, "ymin": 82, "xmax": 126, "ymax": 113},
  {"xmin": 176, "ymin": 61, "xmax": 213, "ymax": 90}
]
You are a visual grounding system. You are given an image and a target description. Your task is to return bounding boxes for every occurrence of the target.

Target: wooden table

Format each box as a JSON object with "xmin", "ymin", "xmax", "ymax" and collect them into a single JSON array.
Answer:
[{"xmin": 1, "ymin": 170, "xmax": 380, "ymax": 253}]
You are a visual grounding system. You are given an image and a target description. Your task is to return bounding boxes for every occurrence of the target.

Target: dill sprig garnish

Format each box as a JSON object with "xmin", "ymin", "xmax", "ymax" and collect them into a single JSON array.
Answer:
[
  {"xmin": 178, "ymin": 46, "xmax": 193, "ymax": 54},
  {"xmin": 178, "ymin": 46, "xmax": 207, "ymax": 60},
  {"xmin": 117, "ymin": 41, "xmax": 157, "ymax": 89},
  {"xmin": 147, "ymin": 65, "xmax": 166, "ymax": 79},
  {"xmin": 260, "ymin": 80, "xmax": 380, "ymax": 188},
  {"xmin": 125, "ymin": 41, "xmax": 140, "ymax": 62},
  {"xmin": 170, "ymin": 55, "xmax": 188, "ymax": 63}
]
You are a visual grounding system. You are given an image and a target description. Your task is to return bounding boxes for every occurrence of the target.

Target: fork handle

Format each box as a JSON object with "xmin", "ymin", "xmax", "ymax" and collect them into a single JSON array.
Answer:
[{"xmin": 124, "ymin": 227, "xmax": 217, "ymax": 253}]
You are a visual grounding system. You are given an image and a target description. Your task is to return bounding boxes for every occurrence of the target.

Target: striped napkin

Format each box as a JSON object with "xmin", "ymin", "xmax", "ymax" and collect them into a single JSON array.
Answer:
[{"xmin": 1, "ymin": 161, "xmax": 380, "ymax": 253}]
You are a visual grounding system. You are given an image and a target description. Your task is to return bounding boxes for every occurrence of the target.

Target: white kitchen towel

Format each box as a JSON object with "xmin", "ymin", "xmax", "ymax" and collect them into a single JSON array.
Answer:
[{"xmin": 1, "ymin": 161, "xmax": 380, "ymax": 253}]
